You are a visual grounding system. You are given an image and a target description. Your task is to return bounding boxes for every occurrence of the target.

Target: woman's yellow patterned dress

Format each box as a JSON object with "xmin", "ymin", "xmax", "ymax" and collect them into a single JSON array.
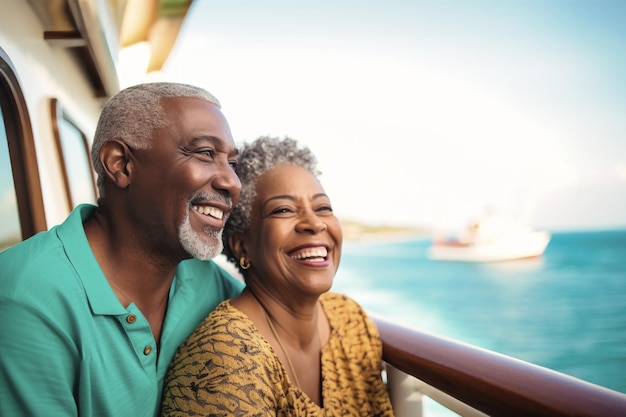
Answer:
[{"xmin": 161, "ymin": 292, "xmax": 395, "ymax": 416}]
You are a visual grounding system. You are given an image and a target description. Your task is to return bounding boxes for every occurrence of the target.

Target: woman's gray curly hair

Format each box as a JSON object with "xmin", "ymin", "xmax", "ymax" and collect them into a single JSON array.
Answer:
[
  {"xmin": 223, "ymin": 136, "xmax": 320, "ymax": 269},
  {"xmin": 90, "ymin": 82, "xmax": 220, "ymax": 197}
]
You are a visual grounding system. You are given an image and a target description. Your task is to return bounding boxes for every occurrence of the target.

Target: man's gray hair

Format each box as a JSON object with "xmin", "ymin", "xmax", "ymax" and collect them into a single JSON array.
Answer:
[{"xmin": 91, "ymin": 82, "xmax": 220, "ymax": 196}]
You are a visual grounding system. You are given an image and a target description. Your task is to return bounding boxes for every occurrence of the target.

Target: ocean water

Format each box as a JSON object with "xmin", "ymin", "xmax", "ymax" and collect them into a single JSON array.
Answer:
[{"xmin": 331, "ymin": 229, "xmax": 626, "ymax": 406}]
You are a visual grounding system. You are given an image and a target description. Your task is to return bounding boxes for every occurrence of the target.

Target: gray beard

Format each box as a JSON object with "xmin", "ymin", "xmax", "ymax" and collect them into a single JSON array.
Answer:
[{"xmin": 178, "ymin": 212, "xmax": 223, "ymax": 261}]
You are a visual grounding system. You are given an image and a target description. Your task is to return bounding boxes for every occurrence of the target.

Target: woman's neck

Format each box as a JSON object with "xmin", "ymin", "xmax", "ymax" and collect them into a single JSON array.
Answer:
[{"xmin": 243, "ymin": 286, "xmax": 324, "ymax": 405}]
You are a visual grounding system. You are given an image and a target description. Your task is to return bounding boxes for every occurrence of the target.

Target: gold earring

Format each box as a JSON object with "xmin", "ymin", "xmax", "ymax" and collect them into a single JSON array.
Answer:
[{"xmin": 239, "ymin": 256, "xmax": 251, "ymax": 270}]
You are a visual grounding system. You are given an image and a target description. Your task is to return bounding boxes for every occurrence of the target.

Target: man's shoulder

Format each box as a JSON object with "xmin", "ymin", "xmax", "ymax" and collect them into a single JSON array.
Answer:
[
  {"xmin": 0, "ymin": 204, "xmax": 95, "ymax": 270},
  {"xmin": 177, "ymin": 257, "xmax": 230, "ymax": 277},
  {"xmin": 0, "ymin": 223, "xmax": 59, "ymax": 257},
  {"xmin": 0, "ymin": 206, "xmax": 97, "ymax": 300},
  {"xmin": 0, "ymin": 227, "xmax": 65, "ymax": 288},
  {"xmin": 176, "ymin": 257, "xmax": 244, "ymax": 293}
]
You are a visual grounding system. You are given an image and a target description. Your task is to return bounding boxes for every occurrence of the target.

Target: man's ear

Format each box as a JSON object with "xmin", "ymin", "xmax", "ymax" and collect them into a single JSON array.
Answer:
[
  {"xmin": 100, "ymin": 139, "xmax": 133, "ymax": 189},
  {"xmin": 228, "ymin": 233, "xmax": 248, "ymax": 260}
]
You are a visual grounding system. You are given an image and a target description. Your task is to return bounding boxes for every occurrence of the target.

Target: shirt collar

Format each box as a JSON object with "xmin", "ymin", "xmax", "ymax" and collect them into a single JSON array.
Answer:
[{"xmin": 57, "ymin": 204, "xmax": 127, "ymax": 315}]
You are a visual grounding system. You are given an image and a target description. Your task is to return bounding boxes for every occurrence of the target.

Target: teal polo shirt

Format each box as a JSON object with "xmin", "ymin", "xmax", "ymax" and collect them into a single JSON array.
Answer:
[{"xmin": 0, "ymin": 204, "xmax": 243, "ymax": 417}]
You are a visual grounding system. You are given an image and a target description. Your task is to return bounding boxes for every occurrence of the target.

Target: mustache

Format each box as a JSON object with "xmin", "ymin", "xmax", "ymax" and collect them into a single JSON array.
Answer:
[{"xmin": 190, "ymin": 192, "xmax": 233, "ymax": 209}]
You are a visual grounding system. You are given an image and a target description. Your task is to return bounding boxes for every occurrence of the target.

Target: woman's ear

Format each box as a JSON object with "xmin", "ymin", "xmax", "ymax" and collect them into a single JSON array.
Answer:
[
  {"xmin": 100, "ymin": 139, "xmax": 133, "ymax": 189},
  {"xmin": 229, "ymin": 233, "xmax": 247, "ymax": 260}
]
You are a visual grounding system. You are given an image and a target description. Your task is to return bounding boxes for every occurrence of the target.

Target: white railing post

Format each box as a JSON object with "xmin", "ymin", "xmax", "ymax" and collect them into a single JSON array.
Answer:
[{"xmin": 387, "ymin": 364, "xmax": 424, "ymax": 417}]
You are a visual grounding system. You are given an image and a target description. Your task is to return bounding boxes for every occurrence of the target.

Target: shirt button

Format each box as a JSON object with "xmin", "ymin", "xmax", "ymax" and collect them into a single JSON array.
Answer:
[
  {"xmin": 126, "ymin": 314, "xmax": 137, "ymax": 324},
  {"xmin": 143, "ymin": 346, "xmax": 152, "ymax": 356}
]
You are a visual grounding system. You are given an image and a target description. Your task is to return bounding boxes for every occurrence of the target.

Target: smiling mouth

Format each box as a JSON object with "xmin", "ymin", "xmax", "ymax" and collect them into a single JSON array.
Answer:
[
  {"xmin": 289, "ymin": 246, "xmax": 328, "ymax": 262},
  {"xmin": 192, "ymin": 205, "xmax": 224, "ymax": 220}
]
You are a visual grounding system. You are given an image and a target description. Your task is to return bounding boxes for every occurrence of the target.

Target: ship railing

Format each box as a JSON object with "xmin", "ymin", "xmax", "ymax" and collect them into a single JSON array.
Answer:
[{"xmin": 372, "ymin": 314, "xmax": 626, "ymax": 417}]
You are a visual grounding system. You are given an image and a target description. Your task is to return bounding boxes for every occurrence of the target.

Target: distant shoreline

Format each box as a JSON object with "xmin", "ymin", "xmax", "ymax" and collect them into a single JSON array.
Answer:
[
  {"xmin": 344, "ymin": 231, "xmax": 429, "ymax": 244},
  {"xmin": 340, "ymin": 219, "xmax": 429, "ymax": 243}
]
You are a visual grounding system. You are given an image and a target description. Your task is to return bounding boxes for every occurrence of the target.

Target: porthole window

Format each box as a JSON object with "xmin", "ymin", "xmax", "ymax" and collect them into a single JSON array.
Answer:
[
  {"xmin": 0, "ymin": 47, "xmax": 47, "ymax": 251},
  {"xmin": 0, "ymin": 109, "xmax": 21, "ymax": 251}
]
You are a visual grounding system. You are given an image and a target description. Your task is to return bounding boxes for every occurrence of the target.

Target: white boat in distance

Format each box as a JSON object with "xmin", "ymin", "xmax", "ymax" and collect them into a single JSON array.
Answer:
[{"xmin": 427, "ymin": 215, "xmax": 551, "ymax": 262}]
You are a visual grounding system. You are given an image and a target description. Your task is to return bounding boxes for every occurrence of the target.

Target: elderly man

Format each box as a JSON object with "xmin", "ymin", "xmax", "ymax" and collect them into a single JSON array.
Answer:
[{"xmin": 0, "ymin": 82, "xmax": 243, "ymax": 417}]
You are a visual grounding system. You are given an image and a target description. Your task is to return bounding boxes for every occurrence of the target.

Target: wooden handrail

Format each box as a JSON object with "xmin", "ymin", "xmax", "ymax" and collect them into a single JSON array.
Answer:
[{"xmin": 372, "ymin": 314, "xmax": 626, "ymax": 417}]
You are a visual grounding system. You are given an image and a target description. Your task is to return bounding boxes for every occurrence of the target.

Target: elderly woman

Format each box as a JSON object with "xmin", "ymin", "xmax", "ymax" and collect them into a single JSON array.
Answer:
[{"xmin": 161, "ymin": 136, "xmax": 394, "ymax": 416}]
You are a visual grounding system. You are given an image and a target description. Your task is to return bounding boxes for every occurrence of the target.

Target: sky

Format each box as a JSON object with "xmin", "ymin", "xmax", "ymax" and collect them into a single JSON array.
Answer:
[{"xmin": 154, "ymin": 0, "xmax": 626, "ymax": 232}]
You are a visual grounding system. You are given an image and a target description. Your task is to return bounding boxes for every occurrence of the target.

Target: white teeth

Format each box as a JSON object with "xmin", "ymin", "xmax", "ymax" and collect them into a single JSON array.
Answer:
[
  {"xmin": 290, "ymin": 247, "xmax": 328, "ymax": 260},
  {"xmin": 192, "ymin": 205, "xmax": 224, "ymax": 219}
]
